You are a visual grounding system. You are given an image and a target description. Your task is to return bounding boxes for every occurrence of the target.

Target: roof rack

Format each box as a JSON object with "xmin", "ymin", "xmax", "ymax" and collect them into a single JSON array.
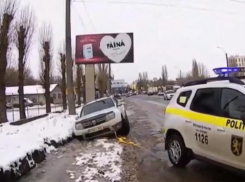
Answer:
[{"xmin": 184, "ymin": 77, "xmax": 245, "ymax": 87}]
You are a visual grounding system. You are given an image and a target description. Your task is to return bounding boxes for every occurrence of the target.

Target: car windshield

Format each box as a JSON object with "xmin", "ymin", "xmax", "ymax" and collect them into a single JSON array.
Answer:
[
  {"xmin": 82, "ymin": 98, "xmax": 114, "ymax": 116},
  {"xmin": 166, "ymin": 91, "xmax": 175, "ymax": 94}
]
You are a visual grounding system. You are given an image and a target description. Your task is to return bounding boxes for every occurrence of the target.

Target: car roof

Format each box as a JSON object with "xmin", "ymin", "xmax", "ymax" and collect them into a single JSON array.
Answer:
[{"xmin": 176, "ymin": 81, "xmax": 245, "ymax": 93}]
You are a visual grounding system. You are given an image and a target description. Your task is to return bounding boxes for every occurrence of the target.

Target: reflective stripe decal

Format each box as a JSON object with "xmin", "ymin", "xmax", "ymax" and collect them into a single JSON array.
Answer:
[{"xmin": 165, "ymin": 107, "xmax": 245, "ymax": 131}]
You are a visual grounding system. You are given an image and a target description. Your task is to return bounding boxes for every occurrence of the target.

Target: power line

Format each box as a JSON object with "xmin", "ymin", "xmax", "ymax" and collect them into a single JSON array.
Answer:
[
  {"xmin": 80, "ymin": 0, "xmax": 97, "ymax": 32},
  {"xmin": 71, "ymin": 2, "xmax": 87, "ymax": 32},
  {"xmin": 72, "ymin": 0, "xmax": 245, "ymax": 16}
]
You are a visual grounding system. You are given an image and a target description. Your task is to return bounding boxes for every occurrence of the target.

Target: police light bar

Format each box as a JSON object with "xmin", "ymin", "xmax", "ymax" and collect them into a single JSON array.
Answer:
[{"xmin": 213, "ymin": 67, "xmax": 245, "ymax": 75}]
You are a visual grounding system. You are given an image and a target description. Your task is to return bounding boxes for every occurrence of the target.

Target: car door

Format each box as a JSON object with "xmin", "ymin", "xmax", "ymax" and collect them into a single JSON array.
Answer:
[
  {"xmin": 188, "ymin": 88, "xmax": 221, "ymax": 160},
  {"xmin": 214, "ymin": 88, "xmax": 245, "ymax": 170}
]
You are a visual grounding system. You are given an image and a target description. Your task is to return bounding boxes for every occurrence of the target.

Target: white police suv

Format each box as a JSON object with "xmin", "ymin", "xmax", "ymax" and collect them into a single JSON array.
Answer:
[
  {"xmin": 164, "ymin": 67, "xmax": 245, "ymax": 172},
  {"xmin": 74, "ymin": 97, "xmax": 130, "ymax": 139}
]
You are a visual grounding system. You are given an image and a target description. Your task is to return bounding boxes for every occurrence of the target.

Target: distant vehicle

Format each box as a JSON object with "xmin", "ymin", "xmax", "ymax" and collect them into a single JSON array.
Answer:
[
  {"xmin": 24, "ymin": 98, "xmax": 34, "ymax": 107},
  {"xmin": 158, "ymin": 91, "xmax": 164, "ymax": 96},
  {"xmin": 6, "ymin": 101, "xmax": 12, "ymax": 109},
  {"xmin": 12, "ymin": 97, "xmax": 34, "ymax": 108},
  {"xmin": 147, "ymin": 92, "xmax": 153, "ymax": 96},
  {"xmin": 74, "ymin": 97, "xmax": 130, "ymax": 139},
  {"xmin": 166, "ymin": 85, "xmax": 174, "ymax": 91},
  {"xmin": 164, "ymin": 90, "xmax": 175, "ymax": 100}
]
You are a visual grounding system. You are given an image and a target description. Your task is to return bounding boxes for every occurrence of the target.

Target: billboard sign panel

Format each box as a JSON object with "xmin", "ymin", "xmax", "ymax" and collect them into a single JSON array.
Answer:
[{"xmin": 75, "ymin": 33, "xmax": 134, "ymax": 64}]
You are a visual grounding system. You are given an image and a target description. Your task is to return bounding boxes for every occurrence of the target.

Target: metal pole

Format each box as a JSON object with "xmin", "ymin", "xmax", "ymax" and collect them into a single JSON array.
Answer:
[
  {"xmin": 108, "ymin": 63, "xmax": 111, "ymax": 95},
  {"xmin": 12, "ymin": 94, "xmax": 14, "ymax": 122},
  {"xmin": 225, "ymin": 53, "xmax": 229, "ymax": 67},
  {"xmin": 66, "ymin": 0, "xmax": 76, "ymax": 114}
]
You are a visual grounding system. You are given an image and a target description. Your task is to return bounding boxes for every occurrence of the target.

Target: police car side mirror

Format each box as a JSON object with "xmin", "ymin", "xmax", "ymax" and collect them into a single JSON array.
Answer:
[{"xmin": 241, "ymin": 113, "xmax": 245, "ymax": 125}]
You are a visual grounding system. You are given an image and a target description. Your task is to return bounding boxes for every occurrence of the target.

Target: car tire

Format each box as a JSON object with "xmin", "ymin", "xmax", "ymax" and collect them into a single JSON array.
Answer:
[
  {"xmin": 117, "ymin": 114, "xmax": 130, "ymax": 136},
  {"xmin": 167, "ymin": 134, "xmax": 191, "ymax": 167}
]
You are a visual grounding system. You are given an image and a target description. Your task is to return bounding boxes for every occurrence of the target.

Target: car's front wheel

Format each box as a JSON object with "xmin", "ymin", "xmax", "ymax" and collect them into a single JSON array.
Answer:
[
  {"xmin": 117, "ymin": 114, "xmax": 130, "ymax": 136},
  {"xmin": 167, "ymin": 134, "xmax": 191, "ymax": 167}
]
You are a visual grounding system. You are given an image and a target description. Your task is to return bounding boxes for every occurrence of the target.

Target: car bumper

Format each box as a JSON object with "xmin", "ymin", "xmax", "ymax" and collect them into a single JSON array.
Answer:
[{"xmin": 74, "ymin": 118, "xmax": 122, "ymax": 139}]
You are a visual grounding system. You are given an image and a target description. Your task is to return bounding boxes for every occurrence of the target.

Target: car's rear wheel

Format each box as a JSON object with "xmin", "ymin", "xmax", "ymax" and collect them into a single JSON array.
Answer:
[
  {"xmin": 167, "ymin": 134, "xmax": 191, "ymax": 167},
  {"xmin": 117, "ymin": 114, "xmax": 130, "ymax": 136}
]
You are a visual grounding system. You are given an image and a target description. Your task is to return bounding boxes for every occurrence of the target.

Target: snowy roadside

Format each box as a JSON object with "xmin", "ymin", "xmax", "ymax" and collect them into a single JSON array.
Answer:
[
  {"xmin": 0, "ymin": 107, "xmax": 81, "ymax": 173},
  {"xmin": 67, "ymin": 139, "xmax": 123, "ymax": 182}
]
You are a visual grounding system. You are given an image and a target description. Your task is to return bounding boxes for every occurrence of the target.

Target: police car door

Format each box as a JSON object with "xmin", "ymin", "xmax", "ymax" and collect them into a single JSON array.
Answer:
[
  {"xmin": 189, "ymin": 88, "xmax": 221, "ymax": 160},
  {"xmin": 215, "ymin": 88, "xmax": 245, "ymax": 170}
]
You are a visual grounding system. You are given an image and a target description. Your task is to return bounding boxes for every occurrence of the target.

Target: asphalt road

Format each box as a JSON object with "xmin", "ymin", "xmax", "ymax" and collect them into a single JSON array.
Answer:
[
  {"xmin": 18, "ymin": 95, "xmax": 245, "ymax": 182},
  {"xmin": 126, "ymin": 94, "xmax": 245, "ymax": 182}
]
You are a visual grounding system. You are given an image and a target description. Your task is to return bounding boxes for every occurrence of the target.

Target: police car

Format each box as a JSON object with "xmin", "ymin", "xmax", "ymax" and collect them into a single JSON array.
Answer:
[{"xmin": 164, "ymin": 67, "xmax": 245, "ymax": 172}]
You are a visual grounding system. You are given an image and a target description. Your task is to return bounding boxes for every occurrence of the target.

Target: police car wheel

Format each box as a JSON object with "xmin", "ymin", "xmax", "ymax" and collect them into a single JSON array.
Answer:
[{"xmin": 167, "ymin": 134, "xmax": 190, "ymax": 167}]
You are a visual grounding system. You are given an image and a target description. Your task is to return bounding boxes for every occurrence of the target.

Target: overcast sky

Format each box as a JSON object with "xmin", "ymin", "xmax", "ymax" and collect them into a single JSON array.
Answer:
[{"xmin": 20, "ymin": 0, "xmax": 245, "ymax": 83}]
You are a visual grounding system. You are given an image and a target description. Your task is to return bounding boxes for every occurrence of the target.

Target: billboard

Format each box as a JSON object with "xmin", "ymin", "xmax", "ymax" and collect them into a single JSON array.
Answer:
[{"xmin": 75, "ymin": 33, "xmax": 134, "ymax": 64}]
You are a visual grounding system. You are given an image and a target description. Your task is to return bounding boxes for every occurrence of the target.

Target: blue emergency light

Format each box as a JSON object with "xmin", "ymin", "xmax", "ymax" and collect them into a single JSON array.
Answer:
[{"xmin": 213, "ymin": 67, "xmax": 245, "ymax": 75}]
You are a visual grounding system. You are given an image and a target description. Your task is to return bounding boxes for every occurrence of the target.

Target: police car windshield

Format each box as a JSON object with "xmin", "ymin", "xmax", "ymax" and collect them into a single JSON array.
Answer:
[{"xmin": 82, "ymin": 98, "xmax": 114, "ymax": 116}]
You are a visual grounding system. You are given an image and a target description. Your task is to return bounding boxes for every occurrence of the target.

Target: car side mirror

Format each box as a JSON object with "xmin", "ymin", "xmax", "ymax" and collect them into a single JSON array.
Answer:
[
  {"xmin": 241, "ymin": 113, "xmax": 245, "ymax": 125},
  {"xmin": 75, "ymin": 116, "xmax": 80, "ymax": 120}
]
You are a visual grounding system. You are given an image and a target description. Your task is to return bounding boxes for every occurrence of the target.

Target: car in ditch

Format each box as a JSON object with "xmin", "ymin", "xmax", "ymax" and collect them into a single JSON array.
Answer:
[{"xmin": 74, "ymin": 97, "xmax": 130, "ymax": 139}]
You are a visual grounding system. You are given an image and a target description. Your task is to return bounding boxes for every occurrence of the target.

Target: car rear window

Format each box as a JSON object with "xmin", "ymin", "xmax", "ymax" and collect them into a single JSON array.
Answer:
[
  {"xmin": 82, "ymin": 98, "xmax": 114, "ymax": 116},
  {"xmin": 177, "ymin": 91, "xmax": 192, "ymax": 107},
  {"xmin": 166, "ymin": 90, "xmax": 175, "ymax": 94}
]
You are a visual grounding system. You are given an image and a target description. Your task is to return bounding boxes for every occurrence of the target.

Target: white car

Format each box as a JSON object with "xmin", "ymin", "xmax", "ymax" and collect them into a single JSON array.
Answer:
[
  {"xmin": 164, "ymin": 90, "xmax": 175, "ymax": 100},
  {"xmin": 74, "ymin": 97, "xmax": 130, "ymax": 139},
  {"xmin": 158, "ymin": 91, "xmax": 164, "ymax": 96},
  {"xmin": 164, "ymin": 77, "xmax": 245, "ymax": 172}
]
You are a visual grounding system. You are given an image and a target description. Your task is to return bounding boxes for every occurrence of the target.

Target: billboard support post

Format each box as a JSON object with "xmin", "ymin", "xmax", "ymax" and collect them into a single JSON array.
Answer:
[
  {"xmin": 85, "ymin": 64, "xmax": 95, "ymax": 103},
  {"xmin": 108, "ymin": 63, "xmax": 111, "ymax": 94},
  {"xmin": 66, "ymin": 0, "xmax": 76, "ymax": 115}
]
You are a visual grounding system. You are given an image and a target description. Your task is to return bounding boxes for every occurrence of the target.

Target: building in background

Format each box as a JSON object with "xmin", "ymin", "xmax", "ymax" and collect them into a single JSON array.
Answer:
[
  {"xmin": 111, "ymin": 80, "xmax": 128, "ymax": 94},
  {"xmin": 228, "ymin": 55, "xmax": 245, "ymax": 76},
  {"xmin": 228, "ymin": 55, "xmax": 245, "ymax": 67},
  {"xmin": 6, "ymin": 84, "xmax": 62, "ymax": 105}
]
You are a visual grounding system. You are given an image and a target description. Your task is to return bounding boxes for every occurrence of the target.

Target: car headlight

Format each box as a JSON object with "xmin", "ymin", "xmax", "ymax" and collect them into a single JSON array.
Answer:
[
  {"xmin": 106, "ymin": 112, "xmax": 115, "ymax": 121},
  {"xmin": 75, "ymin": 122, "xmax": 84, "ymax": 130}
]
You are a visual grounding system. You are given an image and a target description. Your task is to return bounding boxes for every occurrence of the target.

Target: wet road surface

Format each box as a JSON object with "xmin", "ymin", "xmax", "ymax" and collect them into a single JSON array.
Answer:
[{"xmin": 18, "ymin": 94, "xmax": 245, "ymax": 182}]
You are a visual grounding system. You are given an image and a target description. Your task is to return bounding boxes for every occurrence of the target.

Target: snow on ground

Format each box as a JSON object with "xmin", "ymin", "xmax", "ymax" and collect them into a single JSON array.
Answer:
[
  {"xmin": 0, "ymin": 108, "xmax": 81, "ymax": 171},
  {"xmin": 72, "ymin": 139, "xmax": 123, "ymax": 182},
  {"xmin": 7, "ymin": 105, "xmax": 63, "ymax": 122}
]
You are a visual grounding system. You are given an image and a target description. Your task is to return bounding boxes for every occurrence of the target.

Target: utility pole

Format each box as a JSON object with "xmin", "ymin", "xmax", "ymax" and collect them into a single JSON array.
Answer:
[
  {"xmin": 66, "ymin": 0, "xmax": 76, "ymax": 114},
  {"xmin": 225, "ymin": 52, "xmax": 229, "ymax": 67}
]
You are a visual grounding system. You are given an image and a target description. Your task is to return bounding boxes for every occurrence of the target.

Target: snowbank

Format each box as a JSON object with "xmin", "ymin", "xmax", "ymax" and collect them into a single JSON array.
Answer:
[
  {"xmin": 0, "ymin": 111, "xmax": 79, "ymax": 171},
  {"xmin": 74, "ymin": 139, "xmax": 122, "ymax": 182}
]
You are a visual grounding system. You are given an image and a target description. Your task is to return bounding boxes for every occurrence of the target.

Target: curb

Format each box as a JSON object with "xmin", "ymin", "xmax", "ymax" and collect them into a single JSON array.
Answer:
[{"xmin": 0, "ymin": 137, "xmax": 73, "ymax": 182}]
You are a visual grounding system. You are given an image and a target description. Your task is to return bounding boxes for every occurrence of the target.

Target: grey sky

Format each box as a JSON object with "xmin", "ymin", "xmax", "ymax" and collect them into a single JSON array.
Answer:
[{"xmin": 21, "ymin": 0, "xmax": 245, "ymax": 83}]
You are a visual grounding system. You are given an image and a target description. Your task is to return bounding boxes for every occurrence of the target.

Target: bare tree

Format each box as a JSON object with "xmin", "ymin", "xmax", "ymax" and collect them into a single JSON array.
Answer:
[
  {"xmin": 161, "ymin": 65, "xmax": 168, "ymax": 86},
  {"xmin": 14, "ymin": 6, "xmax": 35, "ymax": 119},
  {"xmin": 96, "ymin": 64, "xmax": 109, "ymax": 96},
  {"xmin": 76, "ymin": 65, "xmax": 83, "ymax": 106},
  {"xmin": 59, "ymin": 49, "xmax": 67, "ymax": 110},
  {"xmin": 0, "ymin": 0, "xmax": 17, "ymax": 123},
  {"xmin": 192, "ymin": 59, "xmax": 199, "ymax": 79},
  {"xmin": 39, "ymin": 23, "xmax": 53, "ymax": 113},
  {"xmin": 198, "ymin": 63, "xmax": 209, "ymax": 78}
]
